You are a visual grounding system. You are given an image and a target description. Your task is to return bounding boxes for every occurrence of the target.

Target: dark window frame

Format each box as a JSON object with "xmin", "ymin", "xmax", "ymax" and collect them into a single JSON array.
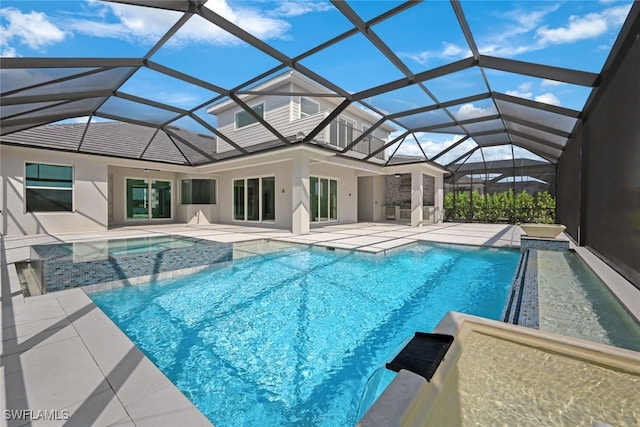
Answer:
[{"xmin": 25, "ymin": 162, "xmax": 74, "ymax": 213}]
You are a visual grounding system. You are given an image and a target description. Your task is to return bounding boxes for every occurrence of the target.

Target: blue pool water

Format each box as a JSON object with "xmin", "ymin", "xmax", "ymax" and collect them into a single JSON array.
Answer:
[{"xmin": 90, "ymin": 243, "xmax": 519, "ymax": 426}]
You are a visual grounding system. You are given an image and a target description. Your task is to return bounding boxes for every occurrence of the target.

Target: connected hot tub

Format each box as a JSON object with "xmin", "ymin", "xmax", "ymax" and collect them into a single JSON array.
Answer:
[{"xmin": 30, "ymin": 235, "xmax": 232, "ymax": 293}]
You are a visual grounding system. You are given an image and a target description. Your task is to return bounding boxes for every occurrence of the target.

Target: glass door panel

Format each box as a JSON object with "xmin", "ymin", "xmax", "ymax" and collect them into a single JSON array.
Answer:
[
  {"xmin": 234, "ymin": 179, "xmax": 245, "ymax": 220},
  {"xmin": 247, "ymin": 178, "xmax": 260, "ymax": 221},
  {"xmin": 320, "ymin": 178, "xmax": 329, "ymax": 220},
  {"xmin": 310, "ymin": 177, "xmax": 319, "ymax": 222},
  {"xmin": 329, "ymin": 179, "xmax": 338, "ymax": 220},
  {"xmin": 151, "ymin": 180, "xmax": 171, "ymax": 219},
  {"xmin": 262, "ymin": 177, "xmax": 275, "ymax": 221},
  {"xmin": 126, "ymin": 179, "xmax": 148, "ymax": 219}
]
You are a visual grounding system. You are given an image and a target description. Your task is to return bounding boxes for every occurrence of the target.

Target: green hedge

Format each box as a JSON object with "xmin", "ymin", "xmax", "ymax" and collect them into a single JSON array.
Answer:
[{"xmin": 444, "ymin": 190, "xmax": 556, "ymax": 224}]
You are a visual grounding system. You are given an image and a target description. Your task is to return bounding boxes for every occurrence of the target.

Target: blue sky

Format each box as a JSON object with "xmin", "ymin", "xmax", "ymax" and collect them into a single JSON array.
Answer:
[{"xmin": 0, "ymin": 0, "xmax": 633, "ymax": 163}]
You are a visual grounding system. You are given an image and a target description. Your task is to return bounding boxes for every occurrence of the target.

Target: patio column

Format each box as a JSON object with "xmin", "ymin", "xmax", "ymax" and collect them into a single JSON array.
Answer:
[
  {"xmin": 411, "ymin": 170, "xmax": 423, "ymax": 227},
  {"xmin": 435, "ymin": 173, "xmax": 443, "ymax": 222},
  {"xmin": 291, "ymin": 151, "xmax": 310, "ymax": 235}
]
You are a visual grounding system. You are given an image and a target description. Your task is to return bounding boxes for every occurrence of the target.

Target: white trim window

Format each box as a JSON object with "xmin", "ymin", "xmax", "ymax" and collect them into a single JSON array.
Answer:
[
  {"xmin": 233, "ymin": 176, "xmax": 275, "ymax": 222},
  {"xmin": 310, "ymin": 176, "xmax": 338, "ymax": 222},
  {"xmin": 25, "ymin": 163, "xmax": 73, "ymax": 212},
  {"xmin": 300, "ymin": 97, "xmax": 320, "ymax": 118},
  {"xmin": 329, "ymin": 117, "xmax": 355, "ymax": 148},
  {"xmin": 235, "ymin": 103, "xmax": 264, "ymax": 129}
]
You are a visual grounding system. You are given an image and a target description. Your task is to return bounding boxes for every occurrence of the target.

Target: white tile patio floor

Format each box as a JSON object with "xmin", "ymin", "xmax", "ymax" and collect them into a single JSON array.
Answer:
[{"xmin": 1, "ymin": 222, "xmax": 637, "ymax": 426}]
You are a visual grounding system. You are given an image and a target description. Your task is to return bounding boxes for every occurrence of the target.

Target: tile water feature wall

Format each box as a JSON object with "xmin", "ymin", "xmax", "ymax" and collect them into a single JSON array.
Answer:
[{"xmin": 30, "ymin": 238, "xmax": 232, "ymax": 293}]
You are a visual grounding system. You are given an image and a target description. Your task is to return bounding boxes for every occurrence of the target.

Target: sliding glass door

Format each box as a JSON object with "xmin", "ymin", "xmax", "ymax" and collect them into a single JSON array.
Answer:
[
  {"xmin": 126, "ymin": 178, "xmax": 171, "ymax": 220},
  {"xmin": 262, "ymin": 177, "xmax": 275, "ymax": 221},
  {"xmin": 310, "ymin": 176, "xmax": 338, "ymax": 222},
  {"xmin": 233, "ymin": 176, "xmax": 275, "ymax": 222},
  {"xmin": 233, "ymin": 180, "xmax": 245, "ymax": 221}
]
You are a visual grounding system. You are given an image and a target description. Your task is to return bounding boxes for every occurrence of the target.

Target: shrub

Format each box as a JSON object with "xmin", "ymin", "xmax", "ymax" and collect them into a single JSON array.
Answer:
[{"xmin": 443, "ymin": 189, "xmax": 556, "ymax": 224}]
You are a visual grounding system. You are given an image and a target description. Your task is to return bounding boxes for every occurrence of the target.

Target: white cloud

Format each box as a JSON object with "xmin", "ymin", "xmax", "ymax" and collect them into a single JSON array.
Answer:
[
  {"xmin": 478, "ymin": 4, "xmax": 559, "ymax": 56},
  {"xmin": 204, "ymin": 0, "xmax": 291, "ymax": 43},
  {"xmin": 400, "ymin": 42, "xmax": 470, "ymax": 67},
  {"xmin": 1, "ymin": 0, "xmax": 332, "ymax": 53},
  {"xmin": 67, "ymin": 0, "xmax": 291, "ymax": 47},
  {"xmin": 455, "ymin": 103, "xmax": 497, "ymax": 120},
  {"xmin": 506, "ymin": 82, "xmax": 533, "ymax": 99},
  {"xmin": 0, "ymin": 7, "xmax": 66, "ymax": 53},
  {"xmin": 478, "ymin": 3, "xmax": 631, "ymax": 58},
  {"xmin": 535, "ymin": 92, "xmax": 561, "ymax": 106},
  {"xmin": 414, "ymin": 134, "xmax": 466, "ymax": 158},
  {"xmin": 478, "ymin": 145, "xmax": 514, "ymax": 161},
  {"xmin": 395, "ymin": 141, "xmax": 426, "ymax": 157},
  {"xmin": 540, "ymin": 79, "xmax": 564, "ymax": 88},
  {"xmin": 441, "ymin": 42, "xmax": 466, "ymax": 58},
  {"xmin": 271, "ymin": 1, "xmax": 333, "ymax": 18},
  {"xmin": 536, "ymin": 4, "xmax": 631, "ymax": 46},
  {"xmin": 536, "ymin": 13, "xmax": 608, "ymax": 45},
  {"xmin": 402, "ymin": 51, "xmax": 430, "ymax": 66},
  {"xmin": 505, "ymin": 81, "xmax": 561, "ymax": 106},
  {"xmin": 2, "ymin": 46, "xmax": 18, "ymax": 57}
]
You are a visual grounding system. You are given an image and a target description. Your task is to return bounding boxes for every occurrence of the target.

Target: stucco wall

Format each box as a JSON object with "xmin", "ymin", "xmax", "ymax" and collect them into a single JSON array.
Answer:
[
  {"xmin": 216, "ymin": 160, "xmax": 293, "ymax": 228},
  {"xmin": 309, "ymin": 162, "xmax": 359, "ymax": 224},
  {"xmin": 1, "ymin": 145, "xmax": 108, "ymax": 235},
  {"xmin": 175, "ymin": 172, "xmax": 219, "ymax": 225},
  {"xmin": 358, "ymin": 175, "xmax": 386, "ymax": 222},
  {"xmin": 109, "ymin": 166, "xmax": 178, "ymax": 227},
  {"xmin": 108, "ymin": 167, "xmax": 219, "ymax": 227}
]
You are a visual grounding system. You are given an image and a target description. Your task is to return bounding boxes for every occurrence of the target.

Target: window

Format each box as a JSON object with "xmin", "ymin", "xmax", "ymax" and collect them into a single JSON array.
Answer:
[
  {"xmin": 126, "ymin": 178, "xmax": 171, "ymax": 220},
  {"xmin": 25, "ymin": 163, "xmax": 73, "ymax": 212},
  {"xmin": 310, "ymin": 176, "xmax": 338, "ymax": 222},
  {"xmin": 362, "ymin": 125, "xmax": 372, "ymax": 154},
  {"xmin": 235, "ymin": 103, "xmax": 264, "ymax": 129},
  {"xmin": 233, "ymin": 176, "xmax": 275, "ymax": 222},
  {"xmin": 329, "ymin": 117, "xmax": 355, "ymax": 148},
  {"xmin": 181, "ymin": 179, "xmax": 216, "ymax": 204},
  {"xmin": 300, "ymin": 97, "xmax": 319, "ymax": 117}
]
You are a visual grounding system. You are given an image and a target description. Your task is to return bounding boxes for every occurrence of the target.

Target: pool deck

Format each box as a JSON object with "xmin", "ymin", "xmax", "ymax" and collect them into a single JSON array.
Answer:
[{"xmin": 1, "ymin": 222, "xmax": 638, "ymax": 426}]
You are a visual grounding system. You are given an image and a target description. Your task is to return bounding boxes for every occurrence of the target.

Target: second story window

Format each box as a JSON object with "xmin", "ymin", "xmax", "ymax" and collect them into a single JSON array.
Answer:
[
  {"xmin": 235, "ymin": 103, "xmax": 264, "ymax": 129},
  {"xmin": 300, "ymin": 97, "xmax": 320, "ymax": 117}
]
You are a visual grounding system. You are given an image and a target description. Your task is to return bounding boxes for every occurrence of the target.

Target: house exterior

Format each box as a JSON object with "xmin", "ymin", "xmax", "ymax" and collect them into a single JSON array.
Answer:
[
  {"xmin": 0, "ymin": 72, "xmax": 446, "ymax": 236},
  {"xmin": 208, "ymin": 70, "xmax": 395, "ymax": 159}
]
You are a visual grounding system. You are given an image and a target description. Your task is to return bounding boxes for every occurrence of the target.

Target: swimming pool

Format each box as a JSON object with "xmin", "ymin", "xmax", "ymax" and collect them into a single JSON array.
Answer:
[{"xmin": 89, "ymin": 242, "xmax": 519, "ymax": 426}]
